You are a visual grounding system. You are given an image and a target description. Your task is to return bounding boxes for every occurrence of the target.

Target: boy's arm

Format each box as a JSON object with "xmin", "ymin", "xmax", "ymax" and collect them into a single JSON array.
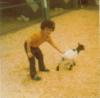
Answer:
[
  {"xmin": 47, "ymin": 36, "xmax": 63, "ymax": 55},
  {"xmin": 26, "ymin": 38, "xmax": 33, "ymax": 58}
]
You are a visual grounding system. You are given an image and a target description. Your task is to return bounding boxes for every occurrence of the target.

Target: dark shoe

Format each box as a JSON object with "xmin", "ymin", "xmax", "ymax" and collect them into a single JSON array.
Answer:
[
  {"xmin": 33, "ymin": 75, "xmax": 41, "ymax": 81},
  {"xmin": 40, "ymin": 69, "xmax": 50, "ymax": 72}
]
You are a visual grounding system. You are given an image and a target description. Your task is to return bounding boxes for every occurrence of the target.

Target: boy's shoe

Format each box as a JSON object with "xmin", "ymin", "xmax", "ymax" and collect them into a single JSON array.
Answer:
[
  {"xmin": 33, "ymin": 75, "xmax": 41, "ymax": 81},
  {"xmin": 40, "ymin": 69, "xmax": 50, "ymax": 72}
]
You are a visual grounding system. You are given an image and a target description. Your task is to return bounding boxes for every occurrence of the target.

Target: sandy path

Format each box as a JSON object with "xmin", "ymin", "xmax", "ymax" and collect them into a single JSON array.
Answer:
[{"xmin": 0, "ymin": 8, "xmax": 99, "ymax": 98}]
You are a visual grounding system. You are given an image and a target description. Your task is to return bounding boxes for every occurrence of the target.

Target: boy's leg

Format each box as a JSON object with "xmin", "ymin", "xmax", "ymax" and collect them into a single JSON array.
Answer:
[
  {"xmin": 28, "ymin": 57, "xmax": 37, "ymax": 78},
  {"xmin": 28, "ymin": 57, "xmax": 41, "ymax": 80},
  {"xmin": 32, "ymin": 47, "xmax": 49, "ymax": 71},
  {"xmin": 24, "ymin": 42, "xmax": 41, "ymax": 80}
]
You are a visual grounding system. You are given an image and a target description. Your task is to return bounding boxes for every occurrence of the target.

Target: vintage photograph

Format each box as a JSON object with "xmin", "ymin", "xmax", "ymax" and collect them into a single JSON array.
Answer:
[{"xmin": 0, "ymin": 0, "xmax": 99, "ymax": 98}]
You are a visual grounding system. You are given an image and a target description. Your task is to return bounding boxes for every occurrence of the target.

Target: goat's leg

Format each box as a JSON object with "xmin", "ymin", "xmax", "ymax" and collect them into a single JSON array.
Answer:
[{"xmin": 56, "ymin": 65, "xmax": 59, "ymax": 71}]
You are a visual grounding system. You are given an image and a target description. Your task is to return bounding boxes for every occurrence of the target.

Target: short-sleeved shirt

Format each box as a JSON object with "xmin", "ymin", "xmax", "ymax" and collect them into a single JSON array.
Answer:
[{"xmin": 26, "ymin": 32, "xmax": 52, "ymax": 47}]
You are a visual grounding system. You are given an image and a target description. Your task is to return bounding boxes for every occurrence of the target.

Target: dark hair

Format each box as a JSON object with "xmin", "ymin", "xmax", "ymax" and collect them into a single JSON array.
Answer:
[{"xmin": 41, "ymin": 20, "xmax": 55, "ymax": 31}]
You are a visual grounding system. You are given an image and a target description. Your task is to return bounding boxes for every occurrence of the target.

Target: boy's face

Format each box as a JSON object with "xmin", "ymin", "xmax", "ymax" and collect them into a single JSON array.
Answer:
[{"xmin": 42, "ymin": 28, "xmax": 54, "ymax": 36}]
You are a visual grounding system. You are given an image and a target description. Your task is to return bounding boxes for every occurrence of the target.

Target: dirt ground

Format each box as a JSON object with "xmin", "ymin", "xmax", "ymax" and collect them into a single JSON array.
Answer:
[{"xmin": 0, "ymin": 8, "xmax": 100, "ymax": 98}]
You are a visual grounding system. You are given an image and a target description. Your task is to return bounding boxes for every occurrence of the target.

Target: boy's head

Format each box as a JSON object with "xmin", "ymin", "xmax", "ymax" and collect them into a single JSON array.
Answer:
[{"xmin": 41, "ymin": 20, "xmax": 55, "ymax": 34}]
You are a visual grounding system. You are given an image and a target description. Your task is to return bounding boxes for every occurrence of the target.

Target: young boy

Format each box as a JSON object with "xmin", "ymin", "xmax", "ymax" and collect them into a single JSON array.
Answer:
[{"xmin": 24, "ymin": 20, "xmax": 63, "ymax": 80}]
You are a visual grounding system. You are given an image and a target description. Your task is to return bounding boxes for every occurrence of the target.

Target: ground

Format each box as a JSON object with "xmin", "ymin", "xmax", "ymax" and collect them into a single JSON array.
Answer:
[{"xmin": 0, "ymin": 8, "xmax": 100, "ymax": 98}]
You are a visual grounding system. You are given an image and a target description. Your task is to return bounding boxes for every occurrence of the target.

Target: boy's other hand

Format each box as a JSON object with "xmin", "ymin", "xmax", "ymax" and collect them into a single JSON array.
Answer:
[{"xmin": 27, "ymin": 52, "xmax": 33, "ymax": 58}]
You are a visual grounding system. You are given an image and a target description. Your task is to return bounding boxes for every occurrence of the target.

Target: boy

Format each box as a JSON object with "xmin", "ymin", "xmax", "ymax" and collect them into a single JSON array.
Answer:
[{"xmin": 24, "ymin": 20, "xmax": 63, "ymax": 80}]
